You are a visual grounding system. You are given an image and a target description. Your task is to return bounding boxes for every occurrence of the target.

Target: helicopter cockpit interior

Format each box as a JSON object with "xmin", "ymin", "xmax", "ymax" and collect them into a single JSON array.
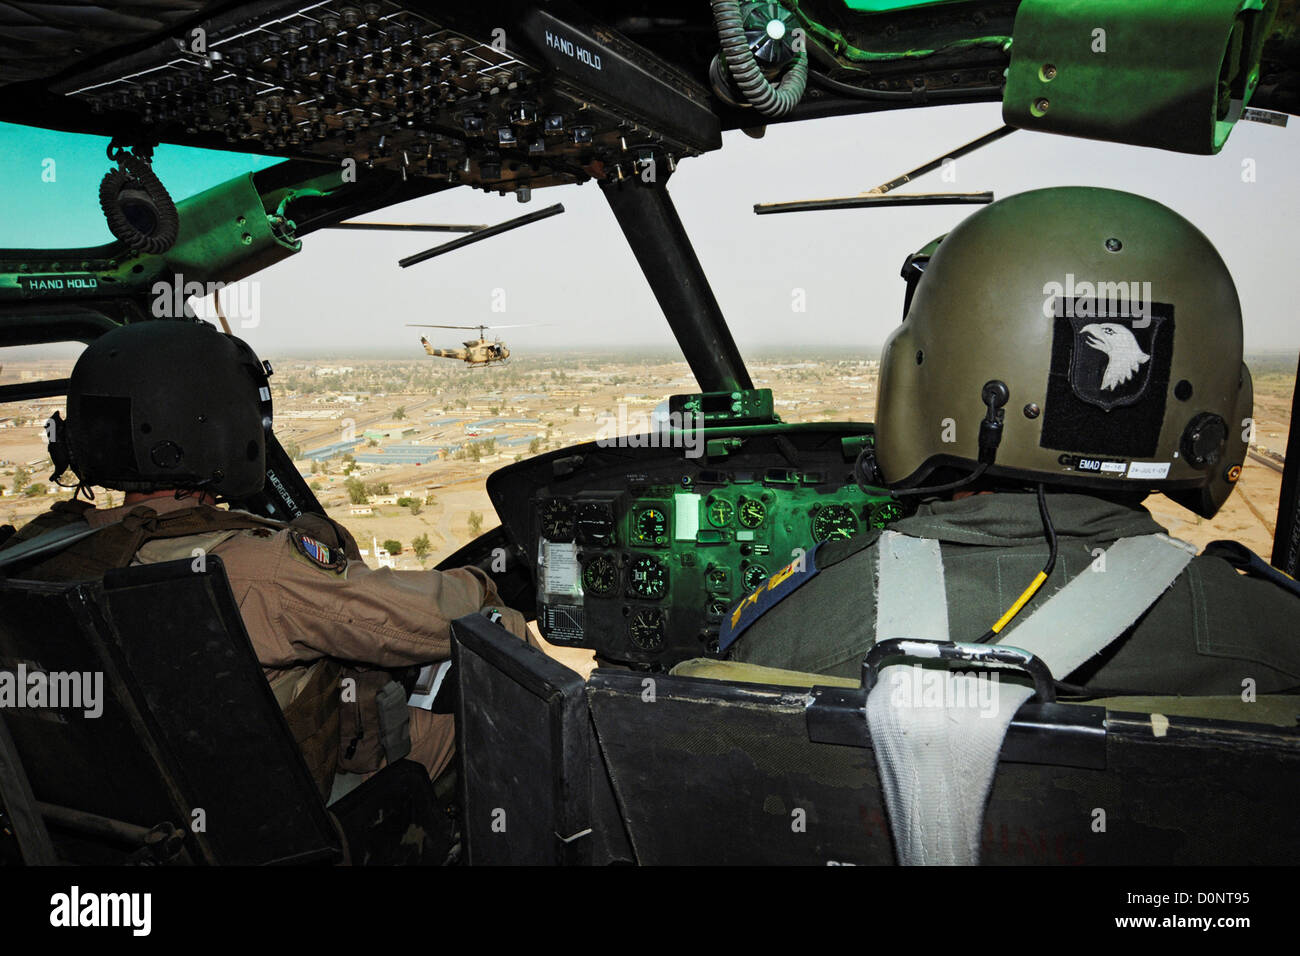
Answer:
[{"xmin": 0, "ymin": 0, "xmax": 1298, "ymax": 875}]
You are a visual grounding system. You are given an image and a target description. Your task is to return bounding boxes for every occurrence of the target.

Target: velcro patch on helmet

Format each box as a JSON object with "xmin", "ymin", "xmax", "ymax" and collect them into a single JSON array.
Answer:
[
  {"xmin": 1041, "ymin": 299, "xmax": 1174, "ymax": 459},
  {"xmin": 290, "ymin": 531, "xmax": 347, "ymax": 574}
]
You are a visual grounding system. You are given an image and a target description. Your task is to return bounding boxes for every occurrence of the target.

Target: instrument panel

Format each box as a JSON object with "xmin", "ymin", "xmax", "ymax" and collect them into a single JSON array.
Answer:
[{"xmin": 486, "ymin": 425, "xmax": 900, "ymax": 668}]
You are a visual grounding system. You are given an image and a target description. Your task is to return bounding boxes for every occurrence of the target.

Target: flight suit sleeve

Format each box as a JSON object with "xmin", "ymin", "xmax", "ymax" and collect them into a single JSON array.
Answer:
[{"xmin": 214, "ymin": 528, "xmax": 527, "ymax": 668}]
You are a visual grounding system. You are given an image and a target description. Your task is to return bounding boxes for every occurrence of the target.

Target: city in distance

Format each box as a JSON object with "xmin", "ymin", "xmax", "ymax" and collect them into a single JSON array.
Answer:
[{"xmin": 2, "ymin": 348, "xmax": 1292, "ymax": 570}]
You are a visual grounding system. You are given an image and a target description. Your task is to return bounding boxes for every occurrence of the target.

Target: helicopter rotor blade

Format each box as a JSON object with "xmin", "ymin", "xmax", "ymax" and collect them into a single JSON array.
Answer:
[
  {"xmin": 328, "ymin": 221, "xmax": 487, "ymax": 233},
  {"xmin": 404, "ymin": 323, "xmax": 550, "ymax": 330}
]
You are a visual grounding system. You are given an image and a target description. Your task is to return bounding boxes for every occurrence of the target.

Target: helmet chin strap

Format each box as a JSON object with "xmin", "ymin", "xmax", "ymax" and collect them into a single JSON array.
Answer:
[{"xmin": 890, "ymin": 380, "xmax": 1009, "ymax": 499}]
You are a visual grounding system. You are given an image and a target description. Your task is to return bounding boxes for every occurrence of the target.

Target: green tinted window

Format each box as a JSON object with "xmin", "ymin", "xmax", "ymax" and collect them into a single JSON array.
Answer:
[{"xmin": 0, "ymin": 122, "xmax": 282, "ymax": 249}]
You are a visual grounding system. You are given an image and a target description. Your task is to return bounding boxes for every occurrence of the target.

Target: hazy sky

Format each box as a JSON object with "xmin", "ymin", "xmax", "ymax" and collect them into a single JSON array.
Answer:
[
  {"xmin": 5, "ymin": 100, "xmax": 1298, "ymax": 360},
  {"xmin": 237, "ymin": 99, "xmax": 1299, "ymax": 357}
]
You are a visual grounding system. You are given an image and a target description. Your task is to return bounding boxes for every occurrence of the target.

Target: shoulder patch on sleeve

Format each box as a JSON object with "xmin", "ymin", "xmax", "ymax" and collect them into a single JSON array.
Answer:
[
  {"xmin": 289, "ymin": 531, "xmax": 348, "ymax": 574},
  {"xmin": 719, "ymin": 543, "xmax": 823, "ymax": 652}
]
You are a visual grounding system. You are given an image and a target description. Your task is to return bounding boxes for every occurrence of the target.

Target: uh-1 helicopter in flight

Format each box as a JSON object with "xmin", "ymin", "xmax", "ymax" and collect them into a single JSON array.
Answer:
[{"xmin": 406, "ymin": 323, "xmax": 534, "ymax": 366}]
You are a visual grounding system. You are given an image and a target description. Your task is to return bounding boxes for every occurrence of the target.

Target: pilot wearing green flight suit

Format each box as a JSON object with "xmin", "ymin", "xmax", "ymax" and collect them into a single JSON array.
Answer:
[{"xmin": 723, "ymin": 187, "xmax": 1300, "ymax": 695}]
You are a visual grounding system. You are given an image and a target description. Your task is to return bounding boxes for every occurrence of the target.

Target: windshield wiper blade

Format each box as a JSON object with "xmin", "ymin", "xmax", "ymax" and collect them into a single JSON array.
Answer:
[{"xmin": 398, "ymin": 204, "xmax": 565, "ymax": 268}]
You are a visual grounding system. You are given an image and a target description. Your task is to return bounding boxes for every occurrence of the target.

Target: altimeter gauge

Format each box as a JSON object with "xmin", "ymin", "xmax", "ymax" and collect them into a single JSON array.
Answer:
[{"xmin": 540, "ymin": 498, "xmax": 575, "ymax": 541}]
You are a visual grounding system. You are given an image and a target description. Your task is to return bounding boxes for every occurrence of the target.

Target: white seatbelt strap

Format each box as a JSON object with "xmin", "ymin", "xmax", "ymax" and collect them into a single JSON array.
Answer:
[
  {"xmin": 997, "ymin": 533, "xmax": 1197, "ymax": 676},
  {"xmin": 874, "ymin": 531, "xmax": 949, "ymax": 643},
  {"xmin": 866, "ymin": 530, "xmax": 1196, "ymax": 865}
]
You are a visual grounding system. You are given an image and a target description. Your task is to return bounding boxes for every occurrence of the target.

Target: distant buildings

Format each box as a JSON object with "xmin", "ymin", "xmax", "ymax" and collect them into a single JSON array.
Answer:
[
  {"xmin": 302, "ymin": 438, "xmax": 363, "ymax": 461},
  {"xmin": 354, "ymin": 444, "xmax": 439, "ymax": 465},
  {"xmin": 363, "ymin": 424, "xmax": 417, "ymax": 440},
  {"xmin": 499, "ymin": 434, "xmax": 540, "ymax": 448},
  {"xmin": 278, "ymin": 409, "xmax": 343, "ymax": 420},
  {"xmin": 467, "ymin": 417, "xmax": 539, "ymax": 428},
  {"xmin": 371, "ymin": 537, "xmax": 396, "ymax": 569}
]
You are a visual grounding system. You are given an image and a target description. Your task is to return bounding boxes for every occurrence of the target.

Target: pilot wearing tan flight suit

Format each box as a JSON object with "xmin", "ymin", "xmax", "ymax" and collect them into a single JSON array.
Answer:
[{"xmin": 0, "ymin": 321, "xmax": 528, "ymax": 797}]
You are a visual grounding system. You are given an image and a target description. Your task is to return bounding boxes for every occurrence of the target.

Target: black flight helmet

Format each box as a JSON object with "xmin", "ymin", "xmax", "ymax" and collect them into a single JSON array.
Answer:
[{"xmin": 55, "ymin": 320, "xmax": 272, "ymax": 498}]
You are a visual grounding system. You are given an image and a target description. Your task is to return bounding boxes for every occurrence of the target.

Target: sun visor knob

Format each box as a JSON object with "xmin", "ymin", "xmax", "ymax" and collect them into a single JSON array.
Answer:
[{"xmin": 1180, "ymin": 413, "xmax": 1228, "ymax": 469}]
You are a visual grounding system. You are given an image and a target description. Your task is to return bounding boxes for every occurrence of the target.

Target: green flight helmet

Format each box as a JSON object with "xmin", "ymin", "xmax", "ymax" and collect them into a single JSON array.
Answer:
[
  {"xmin": 54, "ymin": 320, "xmax": 273, "ymax": 498},
  {"xmin": 876, "ymin": 186, "xmax": 1251, "ymax": 519}
]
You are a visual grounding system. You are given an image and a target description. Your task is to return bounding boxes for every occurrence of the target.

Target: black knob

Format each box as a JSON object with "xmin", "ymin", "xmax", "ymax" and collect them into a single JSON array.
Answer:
[{"xmin": 1180, "ymin": 413, "xmax": 1228, "ymax": 469}]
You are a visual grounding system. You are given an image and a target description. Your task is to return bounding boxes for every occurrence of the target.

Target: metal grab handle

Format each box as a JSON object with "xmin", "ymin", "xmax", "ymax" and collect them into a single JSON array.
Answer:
[{"xmin": 861, "ymin": 638, "xmax": 1056, "ymax": 704}]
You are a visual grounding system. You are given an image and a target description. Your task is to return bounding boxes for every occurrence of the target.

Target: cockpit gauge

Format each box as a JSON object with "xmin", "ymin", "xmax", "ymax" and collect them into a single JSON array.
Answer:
[
  {"xmin": 868, "ymin": 501, "xmax": 904, "ymax": 529},
  {"xmin": 575, "ymin": 501, "xmax": 615, "ymax": 545},
  {"xmin": 628, "ymin": 607, "xmax": 666, "ymax": 650},
  {"xmin": 705, "ymin": 566, "xmax": 729, "ymax": 592},
  {"xmin": 706, "ymin": 496, "xmax": 734, "ymax": 528},
  {"xmin": 581, "ymin": 554, "xmax": 618, "ymax": 596},
  {"xmin": 540, "ymin": 498, "xmax": 575, "ymax": 541},
  {"xmin": 633, "ymin": 507, "xmax": 669, "ymax": 546},
  {"xmin": 737, "ymin": 496, "xmax": 766, "ymax": 529},
  {"xmin": 812, "ymin": 504, "xmax": 858, "ymax": 542},
  {"xmin": 742, "ymin": 563, "xmax": 768, "ymax": 592},
  {"xmin": 627, "ymin": 555, "xmax": 669, "ymax": 600},
  {"xmin": 706, "ymin": 599, "xmax": 729, "ymax": 618}
]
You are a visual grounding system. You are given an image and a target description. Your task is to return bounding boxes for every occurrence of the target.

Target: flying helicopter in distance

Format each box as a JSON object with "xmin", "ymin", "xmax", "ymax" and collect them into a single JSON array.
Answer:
[{"xmin": 405, "ymin": 323, "xmax": 539, "ymax": 367}]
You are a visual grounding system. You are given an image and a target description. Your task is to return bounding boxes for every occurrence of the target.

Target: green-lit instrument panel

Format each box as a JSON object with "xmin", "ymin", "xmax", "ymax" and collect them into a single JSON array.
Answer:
[{"xmin": 488, "ymin": 424, "xmax": 898, "ymax": 667}]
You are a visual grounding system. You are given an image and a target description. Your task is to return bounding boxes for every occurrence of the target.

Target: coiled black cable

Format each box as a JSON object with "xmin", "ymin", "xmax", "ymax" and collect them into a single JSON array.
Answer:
[
  {"xmin": 99, "ymin": 150, "xmax": 179, "ymax": 255},
  {"xmin": 711, "ymin": 0, "xmax": 808, "ymax": 118}
]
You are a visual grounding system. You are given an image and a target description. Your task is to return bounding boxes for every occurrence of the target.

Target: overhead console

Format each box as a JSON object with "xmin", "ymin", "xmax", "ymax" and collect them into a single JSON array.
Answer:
[
  {"xmin": 49, "ymin": 1, "xmax": 721, "ymax": 198},
  {"xmin": 488, "ymin": 396, "xmax": 898, "ymax": 669}
]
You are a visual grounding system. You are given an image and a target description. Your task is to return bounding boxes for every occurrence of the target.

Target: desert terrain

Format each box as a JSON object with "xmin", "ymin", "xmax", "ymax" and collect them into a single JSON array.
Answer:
[{"xmin": 2, "ymin": 349, "xmax": 1294, "ymax": 572}]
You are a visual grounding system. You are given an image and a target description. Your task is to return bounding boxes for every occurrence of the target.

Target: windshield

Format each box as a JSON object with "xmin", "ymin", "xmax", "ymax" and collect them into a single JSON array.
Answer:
[
  {"xmin": 1, "ymin": 102, "xmax": 1296, "ymax": 566},
  {"xmin": 0, "ymin": 121, "xmax": 283, "ymax": 249}
]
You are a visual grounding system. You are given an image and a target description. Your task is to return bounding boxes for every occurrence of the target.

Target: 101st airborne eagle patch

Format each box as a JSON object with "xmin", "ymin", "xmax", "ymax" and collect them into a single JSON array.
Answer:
[{"xmin": 289, "ymin": 531, "xmax": 347, "ymax": 573}]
